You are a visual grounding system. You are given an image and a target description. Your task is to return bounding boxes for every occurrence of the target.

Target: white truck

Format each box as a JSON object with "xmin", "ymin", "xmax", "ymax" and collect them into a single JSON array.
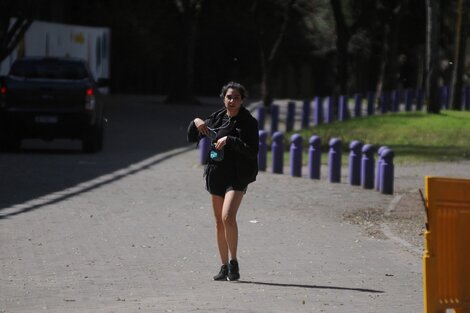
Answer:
[{"xmin": 0, "ymin": 19, "xmax": 110, "ymax": 85}]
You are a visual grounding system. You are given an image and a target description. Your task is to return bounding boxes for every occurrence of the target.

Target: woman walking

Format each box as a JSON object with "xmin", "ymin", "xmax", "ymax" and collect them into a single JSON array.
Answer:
[{"xmin": 187, "ymin": 82, "xmax": 259, "ymax": 281}]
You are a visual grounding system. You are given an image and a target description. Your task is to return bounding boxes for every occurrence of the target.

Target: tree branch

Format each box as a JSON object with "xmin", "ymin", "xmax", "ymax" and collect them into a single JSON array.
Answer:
[{"xmin": 0, "ymin": 18, "xmax": 32, "ymax": 63}]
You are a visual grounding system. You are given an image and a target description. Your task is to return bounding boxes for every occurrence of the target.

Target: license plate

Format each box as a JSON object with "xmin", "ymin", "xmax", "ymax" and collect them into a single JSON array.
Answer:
[{"xmin": 35, "ymin": 116, "xmax": 58, "ymax": 124}]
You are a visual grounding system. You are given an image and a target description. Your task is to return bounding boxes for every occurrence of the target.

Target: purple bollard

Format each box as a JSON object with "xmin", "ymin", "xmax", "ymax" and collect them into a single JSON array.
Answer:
[
  {"xmin": 257, "ymin": 106, "xmax": 266, "ymax": 130},
  {"xmin": 380, "ymin": 91, "xmax": 390, "ymax": 114},
  {"xmin": 286, "ymin": 101, "xmax": 295, "ymax": 132},
  {"xmin": 325, "ymin": 96, "xmax": 334, "ymax": 123},
  {"xmin": 339, "ymin": 95, "xmax": 349, "ymax": 121},
  {"xmin": 379, "ymin": 148, "xmax": 394, "ymax": 195},
  {"xmin": 308, "ymin": 135, "xmax": 321, "ymax": 179},
  {"xmin": 354, "ymin": 93, "xmax": 362, "ymax": 118},
  {"xmin": 361, "ymin": 144, "xmax": 375, "ymax": 189},
  {"xmin": 313, "ymin": 97, "xmax": 323, "ymax": 126},
  {"xmin": 392, "ymin": 89, "xmax": 400, "ymax": 112},
  {"xmin": 349, "ymin": 140, "xmax": 363, "ymax": 186},
  {"xmin": 375, "ymin": 146, "xmax": 388, "ymax": 191},
  {"xmin": 272, "ymin": 132, "xmax": 284, "ymax": 174},
  {"xmin": 367, "ymin": 91, "xmax": 375, "ymax": 116},
  {"xmin": 199, "ymin": 136, "xmax": 211, "ymax": 165},
  {"xmin": 258, "ymin": 130, "xmax": 268, "ymax": 171},
  {"xmin": 464, "ymin": 85, "xmax": 470, "ymax": 110},
  {"xmin": 328, "ymin": 138, "xmax": 342, "ymax": 183},
  {"xmin": 301, "ymin": 100, "xmax": 311, "ymax": 128},
  {"xmin": 290, "ymin": 134, "xmax": 303, "ymax": 177},
  {"xmin": 405, "ymin": 88, "xmax": 414, "ymax": 111},
  {"xmin": 270, "ymin": 104, "xmax": 279, "ymax": 135},
  {"xmin": 440, "ymin": 86, "xmax": 449, "ymax": 109},
  {"xmin": 416, "ymin": 89, "xmax": 424, "ymax": 111}
]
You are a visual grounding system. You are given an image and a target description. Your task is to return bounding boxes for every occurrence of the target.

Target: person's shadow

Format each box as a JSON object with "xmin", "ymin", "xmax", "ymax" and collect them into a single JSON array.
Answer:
[{"xmin": 236, "ymin": 280, "xmax": 384, "ymax": 293}]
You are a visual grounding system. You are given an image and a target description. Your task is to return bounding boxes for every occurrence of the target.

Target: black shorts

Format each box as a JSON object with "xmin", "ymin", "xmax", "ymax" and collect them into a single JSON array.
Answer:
[{"xmin": 205, "ymin": 165, "xmax": 247, "ymax": 197}]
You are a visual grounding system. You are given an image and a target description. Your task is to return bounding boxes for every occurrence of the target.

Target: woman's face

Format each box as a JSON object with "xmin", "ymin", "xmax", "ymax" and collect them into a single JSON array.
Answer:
[{"xmin": 224, "ymin": 88, "xmax": 243, "ymax": 116}]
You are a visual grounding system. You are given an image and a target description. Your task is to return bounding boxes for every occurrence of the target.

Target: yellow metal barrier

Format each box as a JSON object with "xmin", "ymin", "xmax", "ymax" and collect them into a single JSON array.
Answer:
[{"xmin": 423, "ymin": 176, "xmax": 470, "ymax": 313}]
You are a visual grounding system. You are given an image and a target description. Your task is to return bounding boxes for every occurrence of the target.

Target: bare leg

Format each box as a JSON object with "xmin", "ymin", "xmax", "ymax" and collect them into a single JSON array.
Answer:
[
  {"xmin": 212, "ymin": 195, "xmax": 228, "ymax": 265},
  {"xmin": 222, "ymin": 190, "xmax": 244, "ymax": 260}
]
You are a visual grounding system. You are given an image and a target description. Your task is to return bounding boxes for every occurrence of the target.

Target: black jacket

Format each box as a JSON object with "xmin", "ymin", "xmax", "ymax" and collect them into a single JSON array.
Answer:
[{"xmin": 187, "ymin": 106, "xmax": 259, "ymax": 185}]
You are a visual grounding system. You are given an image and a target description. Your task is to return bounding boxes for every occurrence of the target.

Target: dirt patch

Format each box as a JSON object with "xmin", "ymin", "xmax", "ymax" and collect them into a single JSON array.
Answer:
[
  {"xmin": 343, "ymin": 190, "xmax": 427, "ymax": 249},
  {"xmin": 385, "ymin": 190, "xmax": 427, "ymax": 249},
  {"xmin": 343, "ymin": 207, "xmax": 387, "ymax": 240}
]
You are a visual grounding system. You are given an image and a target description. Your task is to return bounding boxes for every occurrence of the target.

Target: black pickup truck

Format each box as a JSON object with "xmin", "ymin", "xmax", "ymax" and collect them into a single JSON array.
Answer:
[{"xmin": 0, "ymin": 57, "xmax": 107, "ymax": 152}]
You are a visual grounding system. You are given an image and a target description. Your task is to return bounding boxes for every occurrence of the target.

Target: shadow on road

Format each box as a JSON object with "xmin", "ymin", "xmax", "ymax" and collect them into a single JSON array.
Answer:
[
  {"xmin": 0, "ymin": 95, "xmax": 221, "ymax": 218},
  {"xmin": 237, "ymin": 280, "xmax": 384, "ymax": 293}
]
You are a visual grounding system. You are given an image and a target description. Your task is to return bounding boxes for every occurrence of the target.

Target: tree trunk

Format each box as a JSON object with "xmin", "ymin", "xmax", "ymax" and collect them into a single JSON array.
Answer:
[
  {"xmin": 375, "ymin": 22, "xmax": 391, "ymax": 102},
  {"xmin": 330, "ymin": 0, "xmax": 349, "ymax": 95},
  {"xmin": 166, "ymin": 0, "xmax": 201, "ymax": 104},
  {"xmin": 0, "ymin": 0, "xmax": 35, "ymax": 63},
  {"xmin": 383, "ymin": 2, "xmax": 405, "ymax": 91},
  {"xmin": 253, "ymin": 0, "xmax": 296, "ymax": 107},
  {"xmin": 450, "ymin": 0, "xmax": 466, "ymax": 110},
  {"xmin": 0, "ymin": 18, "xmax": 32, "ymax": 63},
  {"xmin": 375, "ymin": 2, "xmax": 405, "ymax": 102},
  {"xmin": 259, "ymin": 46, "xmax": 272, "ymax": 107},
  {"xmin": 425, "ymin": 0, "xmax": 441, "ymax": 114}
]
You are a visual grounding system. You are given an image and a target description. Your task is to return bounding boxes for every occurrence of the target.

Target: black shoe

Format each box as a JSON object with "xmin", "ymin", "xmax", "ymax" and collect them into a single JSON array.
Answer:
[
  {"xmin": 227, "ymin": 260, "xmax": 240, "ymax": 281},
  {"xmin": 213, "ymin": 264, "xmax": 228, "ymax": 281}
]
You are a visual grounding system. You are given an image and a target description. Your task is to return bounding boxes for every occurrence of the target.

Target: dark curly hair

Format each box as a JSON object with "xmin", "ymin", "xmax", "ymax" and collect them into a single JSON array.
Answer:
[{"xmin": 219, "ymin": 81, "xmax": 248, "ymax": 100}]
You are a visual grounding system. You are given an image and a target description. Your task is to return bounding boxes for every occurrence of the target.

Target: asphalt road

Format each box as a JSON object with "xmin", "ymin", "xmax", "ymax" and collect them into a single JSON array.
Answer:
[
  {"xmin": 0, "ymin": 95, "xmax": 218, "ymax": 217},
  {"xmin": 0, "ymin": 95, "xmax": 430, "ymax": 312}
]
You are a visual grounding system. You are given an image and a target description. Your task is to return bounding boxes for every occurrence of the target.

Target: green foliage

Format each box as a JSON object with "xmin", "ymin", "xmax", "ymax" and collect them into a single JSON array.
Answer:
[{"xmin": 289, "ymin": 111, "xmax": 470, "ymax": 164}]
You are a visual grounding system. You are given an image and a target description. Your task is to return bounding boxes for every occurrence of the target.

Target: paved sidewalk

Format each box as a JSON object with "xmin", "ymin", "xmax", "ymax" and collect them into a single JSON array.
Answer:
[{"xmin": 5, "ymin": 143, "xmax": 463, "ymax": 313}]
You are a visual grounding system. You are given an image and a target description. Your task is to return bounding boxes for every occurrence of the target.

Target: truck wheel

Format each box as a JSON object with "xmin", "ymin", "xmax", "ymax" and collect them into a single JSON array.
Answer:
[{"xmin": 82, "ymin": 124, "xmax": 104, "ymax": 153}]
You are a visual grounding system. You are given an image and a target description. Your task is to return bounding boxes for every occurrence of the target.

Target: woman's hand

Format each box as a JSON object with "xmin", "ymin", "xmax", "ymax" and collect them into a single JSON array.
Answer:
[
  {"xmin": 214, "ymin": 136, "xmax": 228, "ymax": 150},
  {"xmin": 194, "ymin": 118, "xmax": 209, "ymax": 136}
]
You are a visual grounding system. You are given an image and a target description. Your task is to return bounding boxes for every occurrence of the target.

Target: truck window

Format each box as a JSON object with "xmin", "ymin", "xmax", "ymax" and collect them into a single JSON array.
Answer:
[{"xmin": 9, "ymin": 60, "xmax": 89, "ymax": 80}]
